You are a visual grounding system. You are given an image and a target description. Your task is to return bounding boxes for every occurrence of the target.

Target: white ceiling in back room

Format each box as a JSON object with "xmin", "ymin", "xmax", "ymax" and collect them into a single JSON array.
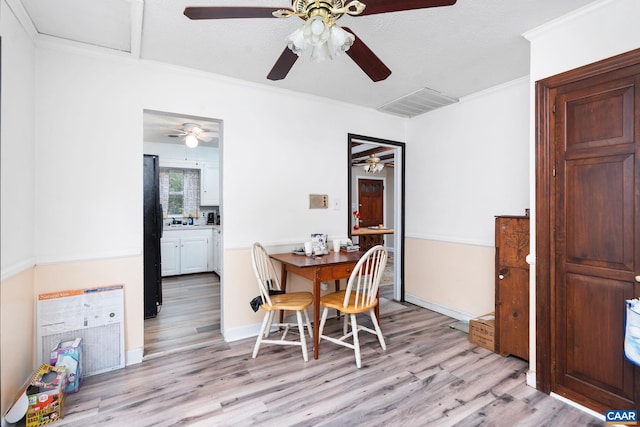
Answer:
[{"xmin": 143, "ymin": 110, "xmax": 221, "ymax": 148}]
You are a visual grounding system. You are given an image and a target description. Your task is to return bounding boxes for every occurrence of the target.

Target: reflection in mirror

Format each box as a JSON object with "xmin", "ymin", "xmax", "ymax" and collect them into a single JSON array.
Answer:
[{"xmin": 348, "ymin": 133, "xmax": 405, "ymax": 301}]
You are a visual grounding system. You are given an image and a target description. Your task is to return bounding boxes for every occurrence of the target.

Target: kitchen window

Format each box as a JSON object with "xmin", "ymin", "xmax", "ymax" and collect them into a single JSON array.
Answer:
[{"xmin": 160, "ymin": 168, "xmax": 200, "ymax": 217}]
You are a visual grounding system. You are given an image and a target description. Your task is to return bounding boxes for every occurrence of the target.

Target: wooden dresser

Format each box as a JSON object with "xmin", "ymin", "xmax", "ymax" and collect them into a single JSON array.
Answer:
[{"xmin": 495, "ymin": 212, "xmax": 530, "ymax": 360}]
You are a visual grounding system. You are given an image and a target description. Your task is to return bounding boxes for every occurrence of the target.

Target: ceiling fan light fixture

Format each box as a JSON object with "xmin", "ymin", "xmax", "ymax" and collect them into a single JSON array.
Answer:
[
  {"xmin": 363, "ymin": 154, "xmax": 384, "ymax": 174},
  {"xmin": 184, "ymin": 133, "xmax": 199, "ymax": 148},
  {"xmin": 363, "ymin": 163, "xmax": 384, "ymax": 173},
  {"xmin": 286, "ymin": 15, "xmax": 354, "ymax": 62}
]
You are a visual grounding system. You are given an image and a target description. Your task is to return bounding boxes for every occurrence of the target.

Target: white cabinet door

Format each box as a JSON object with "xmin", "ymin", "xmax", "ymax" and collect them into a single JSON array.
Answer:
[
  {"xmin": 200, "ymin": 163, "xmax": 220, "ymax": 206},
  {"xmin": 212, "ymin": 228, "xmax": 221, "ymax": 274},
  {"xmin": 180, "ymin": 236, "xmax": 209, "ymax": 274},
  {"xmin": 207, "ymin": 229, "xmax": 215, "ymax": 272},
  {"xmin": 160, "ymin": 237, "xmax": 180, "ymax": 277}
]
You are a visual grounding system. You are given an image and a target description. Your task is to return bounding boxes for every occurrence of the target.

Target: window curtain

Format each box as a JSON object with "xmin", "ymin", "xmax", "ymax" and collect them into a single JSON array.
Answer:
[
  {"xmin": 159, "ymin": 168, "xmax": 200, "ymax": 216},
  {"xmin": 183, "ymin": 169, "xmax": 200, "ymax": 216}
]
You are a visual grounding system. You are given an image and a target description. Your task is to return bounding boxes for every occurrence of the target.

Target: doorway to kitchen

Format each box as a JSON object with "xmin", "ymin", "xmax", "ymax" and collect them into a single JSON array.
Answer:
[
  {"xmin": 348, "ymin": 133, "xmax": 405, "ymax": 301},
  {"xmin": 142, "ymin": 109, "xmax": 223, "ymax": 358},
  {"xmin": 144, "ymin": 272, "xmax": 222, "ymax": 356}
]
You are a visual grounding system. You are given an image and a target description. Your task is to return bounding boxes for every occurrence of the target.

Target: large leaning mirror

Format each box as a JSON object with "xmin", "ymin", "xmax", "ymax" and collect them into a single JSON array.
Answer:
[{"xmin": 348, "ymin": 133, "xmax": 405, "ymax": 301}]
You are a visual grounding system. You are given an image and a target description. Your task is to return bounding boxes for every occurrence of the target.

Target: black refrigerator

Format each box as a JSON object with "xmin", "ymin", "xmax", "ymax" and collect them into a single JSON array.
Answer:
[{"xmin": 143, "ymin": 154, "xmax": 163, "ymax": 318}]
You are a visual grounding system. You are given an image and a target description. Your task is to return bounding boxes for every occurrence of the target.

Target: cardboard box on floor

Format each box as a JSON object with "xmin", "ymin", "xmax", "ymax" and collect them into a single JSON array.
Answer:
[
  {"xmin": 26, "ymin": 364, "xmax": 67, "ymax": 427},
  {"xmin": 3, "ymin": 364, "xmax": 67, "ymax": 427},
  {"xmin": 469, "ymin": 312, "xmax": 495, "ymax": 352}
]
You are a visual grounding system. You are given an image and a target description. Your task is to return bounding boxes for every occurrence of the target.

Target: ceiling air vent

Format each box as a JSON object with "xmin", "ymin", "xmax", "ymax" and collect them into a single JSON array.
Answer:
[{"xmin": 377, "ymin": 87, "xmax": 458, "ymax": 118}]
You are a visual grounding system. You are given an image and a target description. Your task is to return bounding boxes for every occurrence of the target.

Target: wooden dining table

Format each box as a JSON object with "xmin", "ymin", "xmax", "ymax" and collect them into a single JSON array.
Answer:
[{"xmin": 269, "ymin": 250, "xmax": 366, "ymax": 360}]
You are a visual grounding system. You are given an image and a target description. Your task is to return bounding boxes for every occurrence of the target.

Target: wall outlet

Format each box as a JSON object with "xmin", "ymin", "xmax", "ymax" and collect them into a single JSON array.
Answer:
[{"xmin": 320, "ymin": 282, "xmax": 328, "ymax": 291}]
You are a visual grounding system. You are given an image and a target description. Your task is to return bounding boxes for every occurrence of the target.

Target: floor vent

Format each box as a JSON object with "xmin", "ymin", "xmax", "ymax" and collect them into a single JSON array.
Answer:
[{"xmin": 377, "ymin": 87, "xmax": 458, "ymax": 118}]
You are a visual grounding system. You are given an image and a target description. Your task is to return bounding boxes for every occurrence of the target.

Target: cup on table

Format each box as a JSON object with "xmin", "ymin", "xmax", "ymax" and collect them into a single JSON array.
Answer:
[
  {"xmin": 333, "ymin": 239, "xmax": 341, "ymax": 252},
  {"xmin": 304, "ymin": 241, "xmax": 313, "ymax": 256}
]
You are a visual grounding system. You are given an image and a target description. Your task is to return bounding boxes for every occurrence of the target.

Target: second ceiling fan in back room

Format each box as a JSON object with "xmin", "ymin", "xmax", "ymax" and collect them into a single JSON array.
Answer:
[{"xmin": 183, "ymin": 0, "xmax": 457, "ymax": 82}]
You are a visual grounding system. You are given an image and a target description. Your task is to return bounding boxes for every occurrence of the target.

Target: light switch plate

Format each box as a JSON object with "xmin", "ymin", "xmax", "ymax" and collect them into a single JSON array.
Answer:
[{"xmin": 309, "ymin": 194, "xmax": 328, "ymax": 209}]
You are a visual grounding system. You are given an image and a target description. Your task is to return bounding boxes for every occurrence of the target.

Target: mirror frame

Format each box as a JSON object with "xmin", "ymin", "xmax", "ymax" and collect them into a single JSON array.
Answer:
[{"xmin": 348, "ymin": 133, "xmax": 405, "ymax": 301}]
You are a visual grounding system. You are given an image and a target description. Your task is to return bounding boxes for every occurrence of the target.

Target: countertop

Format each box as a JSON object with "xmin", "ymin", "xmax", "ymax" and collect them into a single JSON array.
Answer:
[{"xmin": 163, "ymin": 224, "xmax": 219, "ymax": 231}]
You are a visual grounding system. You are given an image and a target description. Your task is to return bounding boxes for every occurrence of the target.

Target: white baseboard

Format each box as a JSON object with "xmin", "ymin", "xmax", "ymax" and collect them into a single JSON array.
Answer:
[
  {"xmin": 404, "ymin": 294, "xmax": 476, "ymax": 322},
  {"xmin": 223, "ymin": 314, "xmax": 306, "ymax": 342},
  {"xmin": 526, "ymin": 370, "xmax": 536, "ymax": 387},
  {"xmin": 223, "ymin": 322, "xmax": 263, "ymax": 342},
  {"xmin": 550, "ymin": 393, "xmax": 604, "ymax": 421},
  {"xmin": 126, "ymin": 347, "xmax": 143, "ymax": 366}
]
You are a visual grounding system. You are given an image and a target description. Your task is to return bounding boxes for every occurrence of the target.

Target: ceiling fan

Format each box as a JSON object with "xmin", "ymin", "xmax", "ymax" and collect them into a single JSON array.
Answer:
[
  {"xmin": 362, "ymin": 153, "xmax": 384, "ymax": 173},
  {"xmin": 167, "ymin": 123, "xmax": 217, "ymax": 148},
  {"xmin": 183, "ymin": 0, "xmax": 457, "ymax": 82}
]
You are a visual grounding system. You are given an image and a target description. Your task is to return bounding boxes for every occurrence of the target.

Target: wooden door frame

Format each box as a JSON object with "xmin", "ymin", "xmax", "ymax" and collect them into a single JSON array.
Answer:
[
  {"xmin": 535, "ymin": 48, "xmax": 640, "ymax": 394},
  {"xmin": 348, "ymin": 133, "xmax": 405, "ymax": 301}
]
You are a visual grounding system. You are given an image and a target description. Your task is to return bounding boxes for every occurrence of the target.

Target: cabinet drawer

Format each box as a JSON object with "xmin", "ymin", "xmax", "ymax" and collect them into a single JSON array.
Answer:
[{"xmin": 318, "ymin": 264, "xmax": 355, "ymax": 281}]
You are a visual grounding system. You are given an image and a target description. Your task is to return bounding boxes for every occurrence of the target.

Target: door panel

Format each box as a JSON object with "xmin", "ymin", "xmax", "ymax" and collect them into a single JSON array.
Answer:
[
  {"xmin": 560, "ymin": 273, "xmax": 635, "ymax": 406},
  {"xmin": 552, "ymin": 70, "xmax": 640, "ymax": 411},
  {"xmin": 497, "ymin": 267, "xmax": 529, "ymax": 360},
  {"xmin": 565, "ymin": 154, "xmax": 635, "ymax": 271},
  {"xmin": 565, "ymin": 83, "xmax": 634, "ymax": 149}
]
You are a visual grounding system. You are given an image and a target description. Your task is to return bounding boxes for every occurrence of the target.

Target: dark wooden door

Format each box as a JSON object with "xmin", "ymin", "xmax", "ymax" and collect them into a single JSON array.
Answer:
[
  {"xmin": 358, "ymin": 178, "xmax": 384, "ymax": 227},
  {"xmin": 551, "ymin": 65, "xmax": 640, "ymax": 411}
]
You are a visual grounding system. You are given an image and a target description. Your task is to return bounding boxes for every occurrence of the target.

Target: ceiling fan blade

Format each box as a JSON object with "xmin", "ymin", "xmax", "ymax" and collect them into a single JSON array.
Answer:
[
  {"xmin": 184, "ymin": 7, "xmax": 280, "ymax": 20},
  {"xmin": 358, "ymin": 0, "xmax": 456, "ymax": 16},
  {"xmin": 267, "ymin": 48, "xmax": 299, "ymax": 81},
  {"xmin": 342, "ymin": 28, "xmax": 391, "ymax": 82}
]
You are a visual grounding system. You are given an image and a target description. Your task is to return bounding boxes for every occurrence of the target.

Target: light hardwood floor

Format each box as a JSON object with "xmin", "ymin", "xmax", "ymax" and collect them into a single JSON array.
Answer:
[
  {"xmin": 144, "ymin": 272, "xmax": 223, "ymax": 358},
  {"xmin": 49, "ymin": 298, "xmax": 601, "ymax": 426}
]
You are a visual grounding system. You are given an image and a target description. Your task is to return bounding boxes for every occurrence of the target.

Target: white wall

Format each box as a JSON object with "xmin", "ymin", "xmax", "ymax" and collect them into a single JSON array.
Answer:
[
  {"xmin": 406, "ymin": 77, "xmax": 530, "ymax": 246},
  {"xmin": 0, "ymin": 0, "xmax": 38, "ymax": 416},
  {"xmin": 401, "ymin": 78, "xmax": 530, "ymax": 319},
  {"xmin": 1, "ymin": 0, "xmax": 36, "ymax": 276},
  {"xmin": 523, "ymin": 0, "xmax": 640, "ymax": 386},
  {"xmin": 32, "ymin": 42, "xmax": 405, "ymax": 260}
]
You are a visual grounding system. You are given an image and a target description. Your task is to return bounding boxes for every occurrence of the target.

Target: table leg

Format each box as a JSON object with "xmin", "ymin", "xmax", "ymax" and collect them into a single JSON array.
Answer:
[
  {"xmin": 313, "ymin": 278, "xmax": 320, "ymax": 360},
  {"xmin": 334, "ymin": 279, "xmax": 341, "ymax": 319},
  {"xmin": 280, "ymin": 265, "xmax": 288, "ymax": 324}
]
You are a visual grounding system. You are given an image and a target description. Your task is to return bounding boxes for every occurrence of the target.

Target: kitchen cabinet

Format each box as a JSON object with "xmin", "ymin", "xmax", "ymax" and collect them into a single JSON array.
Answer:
[
  {"xmin": 160, "ymin": 237, "xmax": 181, "ymax": 276},
  {"xmin": 494, "ymin": 213, "xmax": 530, "ymax": 360},
  {"xmin": 212, "ymin": 227, "xmax": 221, "ymax": 275},
  {"xmin": 180, "ymin": 236, "xmax": 208, "ymax": 274},
  {"xmin": 200, "ymin": 162, "xmax": 219, "ymax": 206},
  {"xmin": 161, "ymin": 228, "xmax": 213, "ymax": 276}
]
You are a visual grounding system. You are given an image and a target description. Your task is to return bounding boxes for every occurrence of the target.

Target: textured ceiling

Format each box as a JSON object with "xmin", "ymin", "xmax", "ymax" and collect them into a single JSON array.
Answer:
[{"xmin": 14, "ymin": 0, "xmax": 598, "ymax": 115}]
